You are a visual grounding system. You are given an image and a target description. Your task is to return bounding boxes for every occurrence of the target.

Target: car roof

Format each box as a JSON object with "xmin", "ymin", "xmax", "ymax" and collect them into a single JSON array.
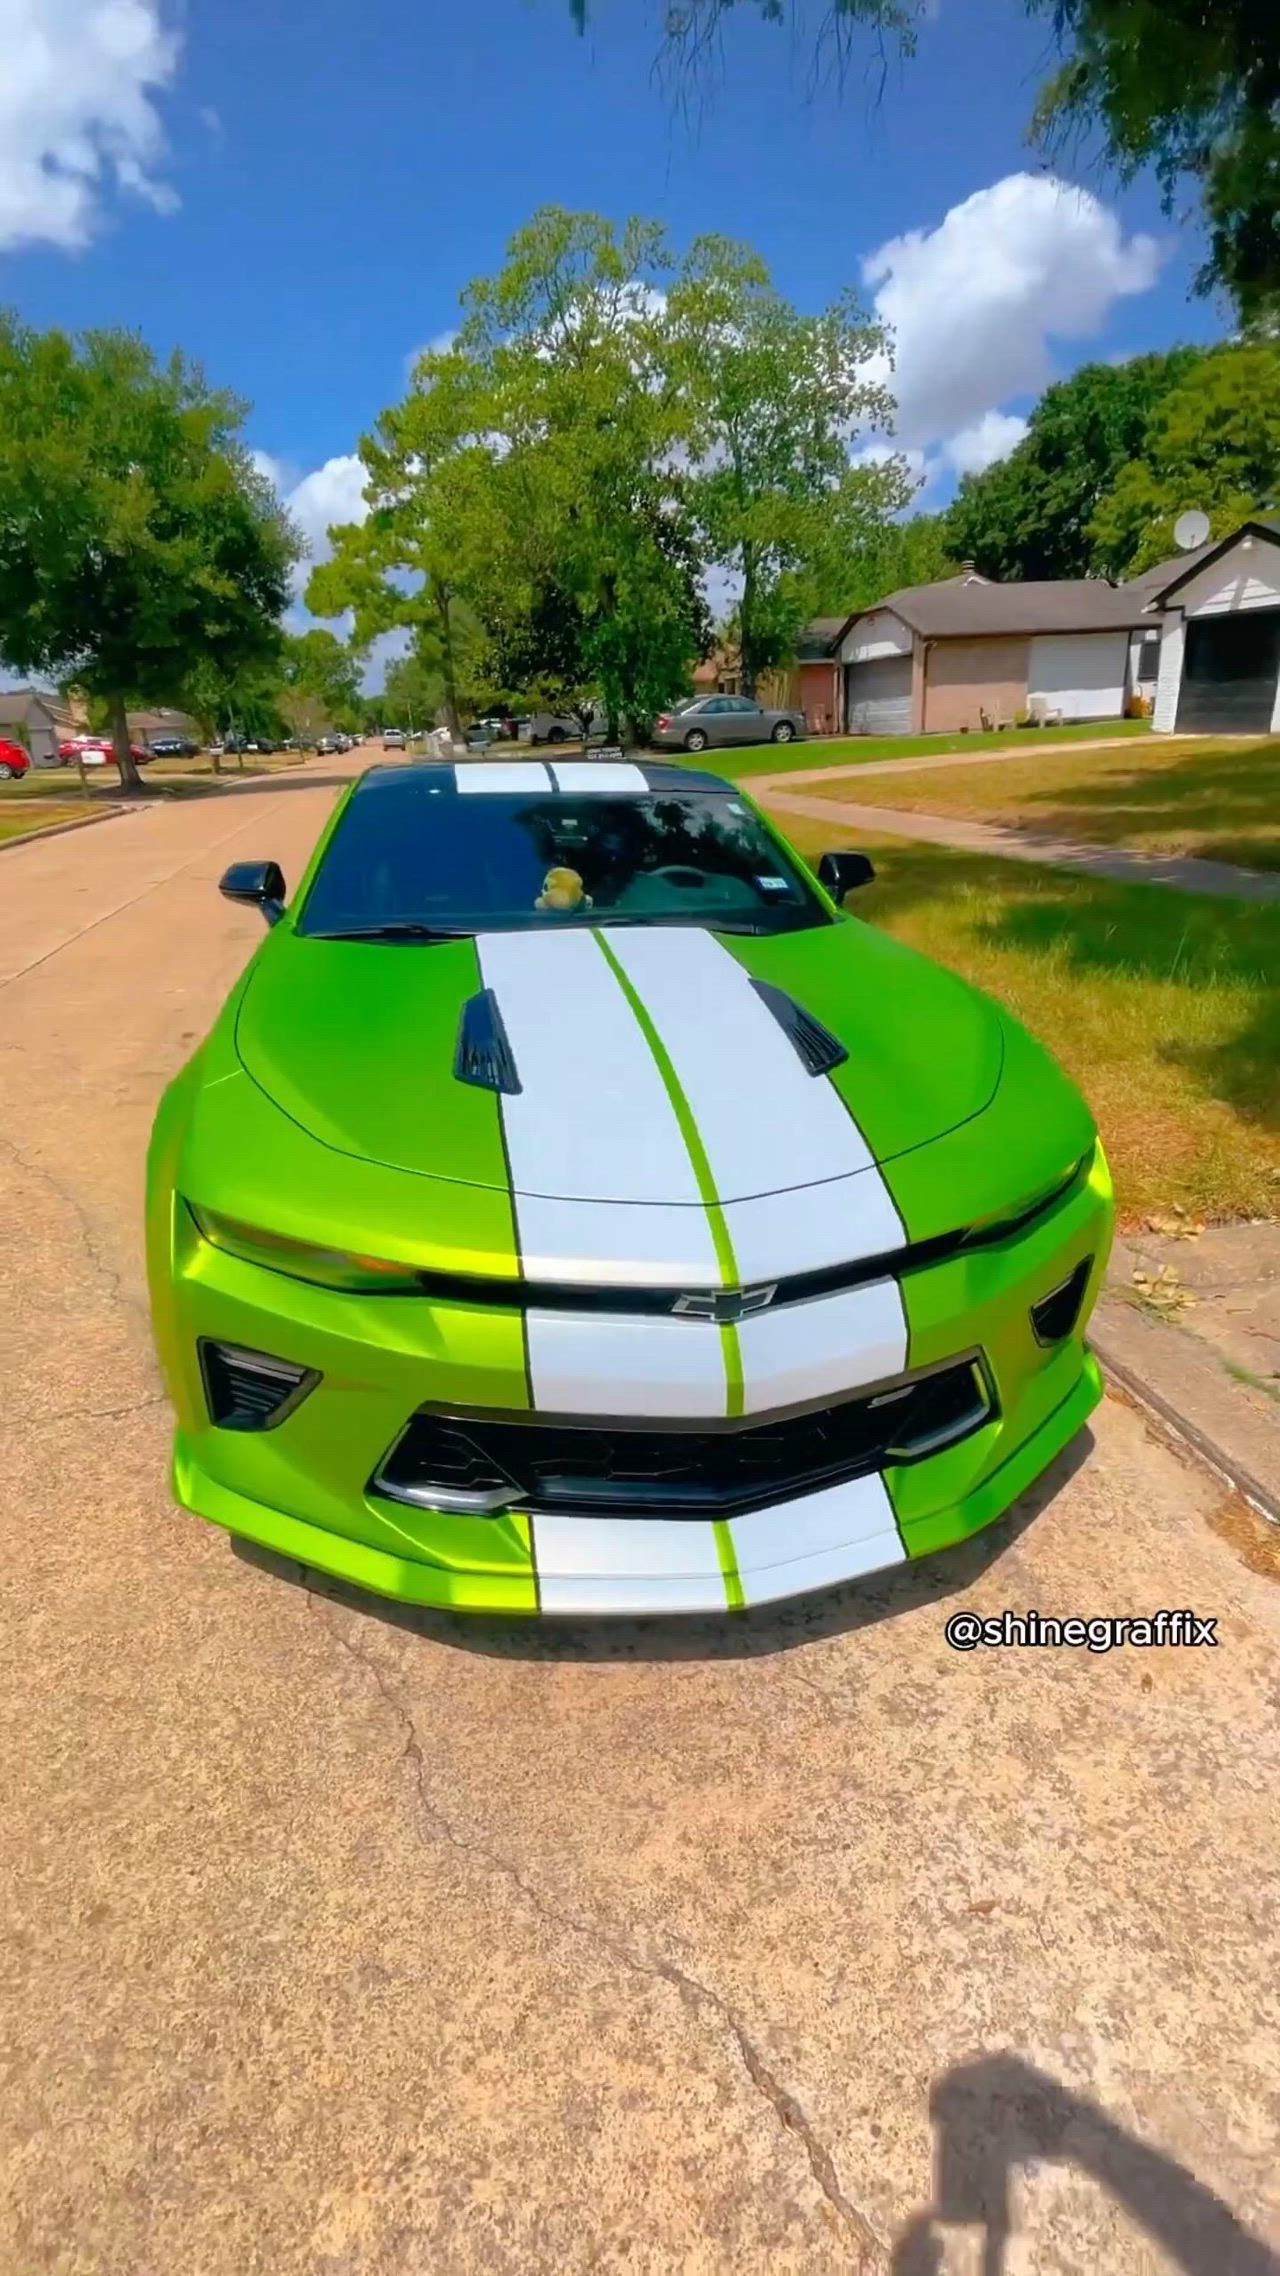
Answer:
[{"xmin": 352, "ymin": 759, "xmax": 735, "ymax": 798}]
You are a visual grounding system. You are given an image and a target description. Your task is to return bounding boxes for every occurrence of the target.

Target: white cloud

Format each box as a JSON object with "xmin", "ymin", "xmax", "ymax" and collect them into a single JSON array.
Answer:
[
  {"xmin": 254, "ymin": 450, "xmax": 370, "ymax": 599},
  {"xmin": 404, "ymin": 328, "xmax": 458, "ymax": 380},
  {"xmin": 0, "ymin": 0, "xmax": 181, "ymax": 251},
  {"xmin": 863, "ymin": 173, "xmax": 1164, "ymax": 469},
  {"xmin": 942, "ymin": 411, "xmax": 1029, "ymax": 477}
]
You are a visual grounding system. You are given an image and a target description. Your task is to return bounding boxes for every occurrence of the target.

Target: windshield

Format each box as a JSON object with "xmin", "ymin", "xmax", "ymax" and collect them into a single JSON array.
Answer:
[{"xmin": 297, "ymin": 777, "xmax": 827, "ymax": 939}]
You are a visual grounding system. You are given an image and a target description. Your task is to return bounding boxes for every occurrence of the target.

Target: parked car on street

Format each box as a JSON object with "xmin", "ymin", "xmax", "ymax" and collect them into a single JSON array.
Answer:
[
  {"xmin": 649, "ymin": 696, "xmax": 807, "ymax": 754},
  {"xmin": 517, "ymin": 709, "xmax": 602, "ymax": 745},
  {"xmin": 382, "ymin": 728, "xmax": 406, "ymax": 750},
  {"xmin": 316, "ymin": 735, "xmax": 343, "ymax": 756},
  {"xmin": 58, "ymin": 736, "xmax": 152, "ymax": 768},
  {"xmin": 0, "ymin": 737, "xmax": 32, "ymax": 779},
  {"xmin": 147, "ymin": 736, "xmax": 199, "ymax": 758}
]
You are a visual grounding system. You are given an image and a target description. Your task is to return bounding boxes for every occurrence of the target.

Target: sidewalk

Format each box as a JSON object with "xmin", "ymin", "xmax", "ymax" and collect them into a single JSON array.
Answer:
[
  {"xmin": 749, "ymin": 732, "xmax": 1178, "ymax": 796},
  {"xmin": 760, "ymin": 786, "xmax": 1280, "ymax": 902}
]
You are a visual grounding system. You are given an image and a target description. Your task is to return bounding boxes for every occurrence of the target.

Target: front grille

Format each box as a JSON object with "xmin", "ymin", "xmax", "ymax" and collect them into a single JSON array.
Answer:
[{"xmin": 371, "ymin": 1358, "xmax": 993, "ymax": 1521}]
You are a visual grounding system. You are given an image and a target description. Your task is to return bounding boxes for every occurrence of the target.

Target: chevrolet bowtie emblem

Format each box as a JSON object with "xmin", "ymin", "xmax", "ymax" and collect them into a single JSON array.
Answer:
[{"xmin": 672, "ymin": 1284, "xmax": 778, "ymax": 1323}]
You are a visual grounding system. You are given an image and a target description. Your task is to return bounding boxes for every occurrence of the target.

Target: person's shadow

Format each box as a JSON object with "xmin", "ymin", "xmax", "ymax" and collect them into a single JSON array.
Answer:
[{"xmin": 893, "ymin": 2054, "xmax": 1280, "ymax": 2275}]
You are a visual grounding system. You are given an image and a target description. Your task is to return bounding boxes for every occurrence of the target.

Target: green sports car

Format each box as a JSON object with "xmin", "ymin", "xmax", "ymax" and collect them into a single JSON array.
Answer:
[{"xmin": 147, "ymin": 758, "xmax": 1113, "ymax": 1617}]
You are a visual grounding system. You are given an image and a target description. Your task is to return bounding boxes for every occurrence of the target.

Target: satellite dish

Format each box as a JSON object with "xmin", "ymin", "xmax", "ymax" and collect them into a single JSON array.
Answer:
[{"xmin": 1174, "ymin": 509, "xmax": 1211, "ymax": 551}]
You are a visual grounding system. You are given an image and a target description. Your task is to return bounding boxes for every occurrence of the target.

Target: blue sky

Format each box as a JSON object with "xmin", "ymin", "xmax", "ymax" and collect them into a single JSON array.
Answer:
[{"xmin": 3, "ymin": 0, "xmax": 1225, "ymax": 624}]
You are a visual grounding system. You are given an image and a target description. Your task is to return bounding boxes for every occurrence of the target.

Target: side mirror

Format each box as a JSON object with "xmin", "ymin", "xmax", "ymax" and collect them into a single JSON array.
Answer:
[
  {"xmin": 220, "ymin": 859, "xmax": 287, "ymax": 927},
  {"xmin": 818, "ymin": 850, "xmax": 876, "ymax": 903}
]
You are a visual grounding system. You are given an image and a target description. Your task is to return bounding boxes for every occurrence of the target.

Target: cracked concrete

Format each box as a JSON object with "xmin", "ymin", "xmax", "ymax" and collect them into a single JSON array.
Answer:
[{"xmin": 2, "ymin": 752, "xmax": 1279, "ymax": 2275}]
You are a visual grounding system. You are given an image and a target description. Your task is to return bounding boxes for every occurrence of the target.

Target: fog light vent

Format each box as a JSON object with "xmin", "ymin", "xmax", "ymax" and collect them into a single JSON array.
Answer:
[
  {"xmin": 199, "ymin": 1340, "xmax": 319, "ymax": 1431},
  {"xmin": 1030, "ymin": 1258, "xmax": 1094, "ymax": 1347}
]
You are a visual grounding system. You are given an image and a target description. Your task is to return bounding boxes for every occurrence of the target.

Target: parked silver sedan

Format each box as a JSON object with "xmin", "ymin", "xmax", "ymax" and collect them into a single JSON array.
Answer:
[{"xmin": 649, "ymin": 694, "xmax": 807, "ymax": 754}]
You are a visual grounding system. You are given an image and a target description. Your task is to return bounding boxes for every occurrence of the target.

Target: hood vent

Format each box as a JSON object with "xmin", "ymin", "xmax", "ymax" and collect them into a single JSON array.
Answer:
[
  {"xmin": 749, "ymin": 979, "xmax": 848, "ymax": 1078},
  {"xmin": 455, "ymin": 988, "xmax": 522, "ymax": 1096}
]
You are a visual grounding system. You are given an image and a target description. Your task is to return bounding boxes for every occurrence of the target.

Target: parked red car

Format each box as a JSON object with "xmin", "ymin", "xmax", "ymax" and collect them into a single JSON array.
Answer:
[
  {"xmin": 58, "ymin": 736, "xmax": 152, "ymax": 768},
  {"xmin": 0, "ymin": 738, "xmax": 31, "ymax": 779}
]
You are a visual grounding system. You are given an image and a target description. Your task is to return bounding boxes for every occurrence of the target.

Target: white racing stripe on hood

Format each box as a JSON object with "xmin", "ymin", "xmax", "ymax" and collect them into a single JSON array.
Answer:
[
  {"xmin": 723, "ymin": 1176, "xmax": 906, "ymax": 1284},
  {"xmin": 533, "ymin": 1515, "xmax": 728, "ymax": 1615},
  {"xmin": 547, "ymin": 761, "xmax": 648, "ymax": 792},
  {"xmin": 514, "ymin": 1196, "xmax": 722, "ymax": 1286},
  {"xmin": 728, "ymin": 1475, "xmax": 905, "ymax": 1608},
  {"xmin": 475, "ymin": 931, "xmax": 704, "ymax": 1211},
  {"xmin": 456, "ymin": 762, "xmax": 552, "ymax": 793},
  {"xmin": 602, "ymin": 929, "xmax": 878, "ymax": 1199}
]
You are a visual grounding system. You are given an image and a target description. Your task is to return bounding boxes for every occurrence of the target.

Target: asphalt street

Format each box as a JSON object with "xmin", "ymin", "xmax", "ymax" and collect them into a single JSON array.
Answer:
[{"xmin": 2, "ymin": 754, "xmax": 1277, "ymax": 2275}]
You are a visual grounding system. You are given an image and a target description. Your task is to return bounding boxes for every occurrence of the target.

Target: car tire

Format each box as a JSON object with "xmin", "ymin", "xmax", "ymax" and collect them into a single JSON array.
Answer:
[
  {"xmin": 0, "ymin": 762, "xmax": 14, "ymax": 779},
  {"xmin": 684, "ymin": 729, "xmax": 709, "ymax": 753},
  {"xmin": 771, "ymin": 721, "xmax": 795, "ymax": 744}
]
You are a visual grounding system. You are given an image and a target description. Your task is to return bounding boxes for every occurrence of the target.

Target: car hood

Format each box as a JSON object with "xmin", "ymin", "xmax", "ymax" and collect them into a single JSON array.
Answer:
[{"xmin": 234, "ymin": 919, "xmax": 1006, "ymax": 1211}]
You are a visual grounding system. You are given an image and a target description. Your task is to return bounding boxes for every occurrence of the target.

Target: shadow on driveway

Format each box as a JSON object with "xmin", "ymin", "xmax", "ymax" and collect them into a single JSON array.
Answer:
[{"xmin": 893, "ymin": 2052, "xmax": 1280, "ymax": 2274}]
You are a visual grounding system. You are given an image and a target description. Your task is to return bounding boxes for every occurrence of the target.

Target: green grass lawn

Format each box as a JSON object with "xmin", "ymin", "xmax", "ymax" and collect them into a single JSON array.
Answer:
[
  {"xmin": 782, "ymin": 813, "xmax": 1280, "ymax": 1229},
  {"xmin": 0, "ymin": 802, "xmax": 105, "ymax": 842},
  {"xmin": 660, "ymin": 716, "xmax": 1151, "ymax": 783},
  {"xmin": 791, "ymin": 735, "xmax": 1280, "ymax": 872}
]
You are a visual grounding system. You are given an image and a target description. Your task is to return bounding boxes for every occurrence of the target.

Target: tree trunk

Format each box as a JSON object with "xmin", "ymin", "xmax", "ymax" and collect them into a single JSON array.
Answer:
[
  {"xmin": 437, "ymin": 591, "xmax": 461, "ymax": 739},
  {"xmin": 110, "ymin": 694, "xmax": 142, "ymax": 792},
  {"xmin": 739, "ymin": 548, "xmax": 757, "ymax": 699}
]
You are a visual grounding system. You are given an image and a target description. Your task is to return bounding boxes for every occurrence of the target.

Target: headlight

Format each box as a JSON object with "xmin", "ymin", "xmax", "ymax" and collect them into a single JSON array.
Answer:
[{"xmin": 188, "ymin": 1205, "xmax": 422, "ymax": 1291}]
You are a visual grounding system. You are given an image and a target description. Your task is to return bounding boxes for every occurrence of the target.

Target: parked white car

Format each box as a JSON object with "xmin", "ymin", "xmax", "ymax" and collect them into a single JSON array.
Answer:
[{"xmin": 517, "ymin": 708, "xmax": 600, "ymax": 745}]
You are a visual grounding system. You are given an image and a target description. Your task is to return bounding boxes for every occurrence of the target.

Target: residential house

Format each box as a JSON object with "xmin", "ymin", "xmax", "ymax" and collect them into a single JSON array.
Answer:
[
  {"xmin": 129, "ymin": 707, "xmax": 202, "ymax": 746},
  {"xmin": 827, "ymin": 572, "xmax": 1157, "ymax": 737},
  {"xmin": 0, "ymin": 687, "xmax": 85, "ymax": 766},
  {"xmin": 1135, "ymin": 519, "xmax": 1280, "ymax": 735}
]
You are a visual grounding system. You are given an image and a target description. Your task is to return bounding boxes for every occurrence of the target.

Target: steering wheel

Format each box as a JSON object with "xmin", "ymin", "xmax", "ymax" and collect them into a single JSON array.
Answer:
[{"xmin": 645, "ymin": 864, "xmax": 707, "ymax": 890}]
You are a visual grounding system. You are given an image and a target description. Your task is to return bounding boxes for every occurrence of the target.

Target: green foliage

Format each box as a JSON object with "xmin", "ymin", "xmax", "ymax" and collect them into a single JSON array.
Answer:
[
  {"xmin": 665, "ymin": 235, "xmax": 908, "ymax": 692},
  {"xmin": 825, "ymin": 512, "xmax": 958, "ymax": 612},
  {"xmin": 1089, "ymin": 341, "xmax": 1280, "ymax": 573},
  {"xmin": 457, "ymin": 207, "xmax": 710, "ymax": 737},
  {"xmin": 0, "ymin": 312, "xmax": 298, "ymax": 786},
  {"xmin": 1030, "ymin": 0, "xmax": 1280, "ymax": 326},
  {"xmin": 280, "ymin": 628, "xmax": 364, "ymax": 734},
  {"xmin": 568, "ymin": 1, "xmax": 1278, "ymax": 322},
  {"xmin": 944, "ymin": 349, "xmax": 1206, "ymax": 582}
]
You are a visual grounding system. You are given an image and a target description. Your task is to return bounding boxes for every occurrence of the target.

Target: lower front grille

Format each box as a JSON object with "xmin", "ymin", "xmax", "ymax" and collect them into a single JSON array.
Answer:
[{"xmin": 371, "ymin": 1359, "xmax": 993, "ymax": 1521}]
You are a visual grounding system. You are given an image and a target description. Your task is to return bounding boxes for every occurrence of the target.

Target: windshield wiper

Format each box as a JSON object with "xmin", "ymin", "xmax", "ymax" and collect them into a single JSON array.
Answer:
[{"xmin": 308, "ymin": 923, "xmax": 473, "ymax": 943}]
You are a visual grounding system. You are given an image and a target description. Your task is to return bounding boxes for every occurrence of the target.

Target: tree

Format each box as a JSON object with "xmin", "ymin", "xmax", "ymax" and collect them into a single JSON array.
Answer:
[
  {"xmin": 0, "ymin": 314, "xmax": 298, "ymax": 790},
  {"xmin": 824, "ymin": 511, "xmax": 958, "ymax": 613},
  {"xmin": 1089, "ymin": 340, "xmax": 1280, "ymax": 573},
  {"xmin": 568, "ymin": 1, "xmax": 1280, "ymax": 323},
  {"xmin": 280, "ymin": 628, "xmax": 364, "ymax": 739},
  {"xmin": 944, "ymin": 349, "xmax": 1207, "ymax": 581},
  {"xmin": 664, "ymin": 236, "xmax": 908, "ymax": 694},
  {"xmin": 307, "ymin": 347, "xmax": 494, "ymax": 737},
  {"xmin": 1031, "ymin": 0, "xmax": 1280, "ymax": 327},
  {"xmin": 456, "ymin": 208, "xmax": 710, "ymax": 739}
]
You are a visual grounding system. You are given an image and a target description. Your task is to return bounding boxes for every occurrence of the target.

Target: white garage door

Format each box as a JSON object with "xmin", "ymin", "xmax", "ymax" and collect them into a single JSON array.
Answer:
[
  {"xmin": 1027, "ymin": 632, "xmax": 1128, "ymax": 721},
  {"xmin": 845, "ymin": 655, "xmax": 912, "ymax": 736}
]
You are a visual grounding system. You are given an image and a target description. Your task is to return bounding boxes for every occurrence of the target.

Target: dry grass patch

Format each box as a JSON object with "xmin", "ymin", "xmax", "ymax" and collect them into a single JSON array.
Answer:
[{"xmin": 793, "ymin": 736, "xmax": 1280, "ymax": 872}]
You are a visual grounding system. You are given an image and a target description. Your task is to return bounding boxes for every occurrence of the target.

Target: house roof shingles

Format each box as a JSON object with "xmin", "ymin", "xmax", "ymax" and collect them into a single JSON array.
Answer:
[{"xmin": 864, "ymin": 575, "xmax": 1151, "ymax": 640}]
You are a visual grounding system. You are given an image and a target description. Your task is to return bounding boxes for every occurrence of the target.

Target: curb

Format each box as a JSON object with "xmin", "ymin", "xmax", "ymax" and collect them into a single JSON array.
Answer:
[
  {"xmin": 0, "ymin": 802, "xmax": 135, "ymax": 852},
  {"xmin": 1091, "ymin": 1298, "xmax": 1280, "ymax": 1525}
]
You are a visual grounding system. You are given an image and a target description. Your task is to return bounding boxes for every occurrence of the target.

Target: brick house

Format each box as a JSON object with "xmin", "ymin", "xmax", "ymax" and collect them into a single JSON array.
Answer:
[{"xmin": 804, "ymin": 574, "xmax": 1158, "ymax": 737}]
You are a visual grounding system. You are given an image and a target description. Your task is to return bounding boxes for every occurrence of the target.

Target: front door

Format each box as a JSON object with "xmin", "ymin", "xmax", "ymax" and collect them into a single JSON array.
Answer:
[{"xmin": 1176, "ymin": 612, "xmax": 1280, "ymax": 734}]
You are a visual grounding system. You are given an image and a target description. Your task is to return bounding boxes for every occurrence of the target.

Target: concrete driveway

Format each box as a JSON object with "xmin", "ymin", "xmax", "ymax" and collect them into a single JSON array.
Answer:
[{"xmin": 1, "ymin": 759, "xmax": 1277, "ymax": 2276}]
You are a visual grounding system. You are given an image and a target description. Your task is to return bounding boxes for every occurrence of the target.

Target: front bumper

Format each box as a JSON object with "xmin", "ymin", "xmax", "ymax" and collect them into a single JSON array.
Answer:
[{"xmin": 151, "ymin": 1151, "xmax": 1113, "ymax": 1616}]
